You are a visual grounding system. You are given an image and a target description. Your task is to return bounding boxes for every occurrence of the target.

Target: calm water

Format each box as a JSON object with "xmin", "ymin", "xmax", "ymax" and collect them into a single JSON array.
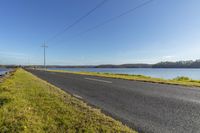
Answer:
[
  {"xmin": 49, "ymin": 68, "xmax": 200, "ymax": 80},
  {"xmin": 0, "ymin": 68, "xmax": 8, "ymax": 75}
]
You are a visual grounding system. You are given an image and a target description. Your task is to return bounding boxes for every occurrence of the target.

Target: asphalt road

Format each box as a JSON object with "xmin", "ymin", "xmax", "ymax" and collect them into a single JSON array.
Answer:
[{"xmin": 27, "ymin": 69, "xmax": 200, "ymax": 133}]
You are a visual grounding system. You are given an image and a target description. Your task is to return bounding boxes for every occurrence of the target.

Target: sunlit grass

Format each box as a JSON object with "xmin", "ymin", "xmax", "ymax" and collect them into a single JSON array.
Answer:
[{"xmin": 0, "ymin": 69, "xmax": 136, "ymax": 133}]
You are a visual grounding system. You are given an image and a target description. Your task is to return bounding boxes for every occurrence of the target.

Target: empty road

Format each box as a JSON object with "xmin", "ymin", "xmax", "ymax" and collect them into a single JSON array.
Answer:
[{"xmin": 27, "ymin": 69, "xmax": 200, "ymax": 133}]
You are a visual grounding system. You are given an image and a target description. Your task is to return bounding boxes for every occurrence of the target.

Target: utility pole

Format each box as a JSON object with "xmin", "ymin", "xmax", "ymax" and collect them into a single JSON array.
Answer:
[{"xmin": 41, "ymin": 41, "xmax": 48, "ymax": 70}]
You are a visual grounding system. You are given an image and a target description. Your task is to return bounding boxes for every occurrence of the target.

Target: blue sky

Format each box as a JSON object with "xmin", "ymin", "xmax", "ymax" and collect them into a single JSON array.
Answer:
[{"xmin": 0, "ymin": 0, "xmax": 200, "ymax": 65}]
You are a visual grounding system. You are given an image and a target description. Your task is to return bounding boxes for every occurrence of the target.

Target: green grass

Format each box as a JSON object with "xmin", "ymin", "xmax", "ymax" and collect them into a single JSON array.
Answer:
[
  {"xmin": 48, "ymin": 70, "xmax": 200, "ymax": 88},
  {"xmin": 0, "ymin": 69, "xmax": 136, "ymax": 133}
]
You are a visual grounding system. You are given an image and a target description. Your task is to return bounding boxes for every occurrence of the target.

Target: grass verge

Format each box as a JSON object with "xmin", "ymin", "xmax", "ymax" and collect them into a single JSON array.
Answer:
[
  {"xmin": 0, "ymin": 69, "xmax": 136, "ymax": 133},
  {"xmin": 48, "ymin": 70, "xmax": 200, "ymax": 88}
]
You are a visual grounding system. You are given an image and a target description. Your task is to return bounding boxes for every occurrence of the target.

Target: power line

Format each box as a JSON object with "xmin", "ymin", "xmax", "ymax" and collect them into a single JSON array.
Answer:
[
  {"xmin": 76, "ymin": 0, "xmax": 154, "ymax": 37},
  {"xmin": 47, "ymin": 0, "xmax": 108, "ymax": 42}
]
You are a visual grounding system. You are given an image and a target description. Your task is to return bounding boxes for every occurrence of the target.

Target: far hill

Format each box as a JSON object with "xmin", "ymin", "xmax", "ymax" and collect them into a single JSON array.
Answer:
[
  {"xmin": 152, "ymin": 60, "xmax": 200, "ymax": 68},
  {"xmin": 95, "ymin": 64, "xmax": 152, "ymax": 68},
  {"xmin": 95, "ymin": 60, "xmax": 200, "ymax": 68},
  {"xmin": 23, "ymin": 59, "xmax": 200, "ymax": 69}
]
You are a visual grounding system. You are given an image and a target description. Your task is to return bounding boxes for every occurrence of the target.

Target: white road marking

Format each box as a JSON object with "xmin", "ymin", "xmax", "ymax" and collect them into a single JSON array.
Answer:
[
  {"xmin": 84, "ymin": 77, "xmax": 112, "ymax": 84},
  {"xmin": 73, "ymin": 94, "xmax": 83, "ymax": 99}
]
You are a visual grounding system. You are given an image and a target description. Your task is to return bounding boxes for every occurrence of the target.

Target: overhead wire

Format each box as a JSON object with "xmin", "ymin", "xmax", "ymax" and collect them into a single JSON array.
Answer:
[
  {"xmin": 47, "ymin": 0, "xmax": 109, "ymax": 43},
  {"xmin": 77, "ymin": 0, "xmax": 154, "ymax": 36}
]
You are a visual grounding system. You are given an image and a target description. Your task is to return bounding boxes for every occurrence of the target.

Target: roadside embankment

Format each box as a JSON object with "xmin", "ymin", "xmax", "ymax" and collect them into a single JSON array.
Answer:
[
  {"xmin": 48, "ymin": 69, "xmax": 200, "ymax": 88},
  {"xmin": 0, "ymin": 68, "xmax": 136, "ymax": 133},
  {"xmin": 0, "ymin": 69, "xmax": 15, "ymax": 83}
]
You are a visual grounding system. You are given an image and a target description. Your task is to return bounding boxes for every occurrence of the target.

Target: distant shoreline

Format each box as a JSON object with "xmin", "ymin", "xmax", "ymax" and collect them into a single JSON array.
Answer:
[
  {"xmin": 47, "ymin": 67, "xmax": 200, "ymax": 69},
  {"xmin": 24, "ymin": 59, "xmax": 200, "ymax": 69},
  {"xmin": 3, "ymin": 59, "xmax": 200, "ymax": 69}
]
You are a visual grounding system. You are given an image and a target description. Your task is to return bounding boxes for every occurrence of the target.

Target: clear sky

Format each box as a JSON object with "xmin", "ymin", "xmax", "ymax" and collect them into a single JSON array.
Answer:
[{"xmin": 0, "ymin": 0, "xmax": 200, "ymax": 65}]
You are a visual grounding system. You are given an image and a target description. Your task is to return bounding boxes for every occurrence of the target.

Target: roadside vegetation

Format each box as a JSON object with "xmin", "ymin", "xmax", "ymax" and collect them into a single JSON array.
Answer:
[
  {"xmin": 0, "ymin": 69, "xmax": 136, "ymax": 133},
  {"xmin": 49, "ymin": 70, "xmax": 200, "ymax": 88}
]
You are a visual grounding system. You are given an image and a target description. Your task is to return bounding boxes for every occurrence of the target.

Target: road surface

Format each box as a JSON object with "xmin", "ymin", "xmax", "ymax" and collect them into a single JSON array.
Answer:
[{"xmin": 27, "ymin": 69, "xmax": 200, "ymax": 133}]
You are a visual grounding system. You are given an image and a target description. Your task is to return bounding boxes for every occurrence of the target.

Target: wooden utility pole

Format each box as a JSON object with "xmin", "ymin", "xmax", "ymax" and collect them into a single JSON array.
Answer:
[{"xmin": 41, "ymin": 41, "xmax": 48, "ymax": 70}]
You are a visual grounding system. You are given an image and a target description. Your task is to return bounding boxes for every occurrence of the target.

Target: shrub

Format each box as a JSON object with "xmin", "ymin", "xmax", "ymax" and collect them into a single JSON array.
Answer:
[{"xmin": 173, "ymin": 76, "xmax": 190, "ymax": 81}]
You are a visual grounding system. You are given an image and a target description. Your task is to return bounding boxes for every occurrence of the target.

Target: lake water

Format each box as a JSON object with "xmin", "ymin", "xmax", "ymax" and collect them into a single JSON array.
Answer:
[
  {"xmin": 0, "ymin": 68, "xmax": 8, "ymax": 75},
  {"xmin": 49, "ymin": 68, "xmax": 200, "ymax": 80}
]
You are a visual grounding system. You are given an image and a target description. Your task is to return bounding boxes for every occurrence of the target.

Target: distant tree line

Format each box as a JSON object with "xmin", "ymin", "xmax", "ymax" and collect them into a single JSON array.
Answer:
[
  {"xmin": 92, "ymin": 60, "xmax": 200, "ymax": 68},
  {"xmin": 0, "ymin": 65, "xmax": 19, "ymax": 69},
  {"xmin": 152, "ymin": 60, "xmax": 200, "ymax": 68},
  {"xmin": 4, "ymin": 59, "xmax": 200, "ymax": 69},
  {"xmin": 94, "ymin": 64, "xmax": 152, "ymax": 68}
]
